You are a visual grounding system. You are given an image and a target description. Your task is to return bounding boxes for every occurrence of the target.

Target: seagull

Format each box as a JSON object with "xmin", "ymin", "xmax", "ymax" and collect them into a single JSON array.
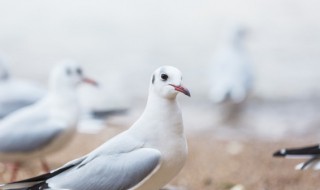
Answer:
[
  {"xmin": 209, "ymin": 25, "xmax": 253, "ymax": 104},
  {"xmin": 0, "ymin": 57, "xmax": 46, "ymax": 118},
  {"xmin": 209, "ymin": 25, "xmax": 253, "ymax": 123},
  {"xmin": 0, "ymin": 60, "xmax": 97, "ymax": 182},
  {"xmin": 0, "ymin": 57, "xmax": 124, "ymax": 122},
  {"xmin": 0, "ymin": 65, "xmax": 191, "ymax": 190},
  {"xmin": 273, "ymin": 144, "xmax": 320, "ymax": 170}
]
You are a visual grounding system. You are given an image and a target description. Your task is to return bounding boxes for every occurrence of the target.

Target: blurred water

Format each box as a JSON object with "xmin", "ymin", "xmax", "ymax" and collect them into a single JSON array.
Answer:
[{"xmin": 0, "ymin": 0, "xmax": 319, "ymax": 101}]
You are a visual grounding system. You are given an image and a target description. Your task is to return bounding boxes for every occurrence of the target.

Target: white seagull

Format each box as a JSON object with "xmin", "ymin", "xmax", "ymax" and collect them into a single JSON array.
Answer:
[
  {"xmin": 208, "ymin": 25, "xmax": 254, "ymax": 123},
  {"xmin": 0, "ymin": 57, "xmax": 124, "ymax": 123},
  {"xmin": 209, "ymin": 25, "xmax": 253, "ymax": 104},
  {"xmin": 273, "ymin": 144, "xmax": 320, "ymax": 170},
  {"xmin": 0, "ymin": 65, "xmax": 191, "ymax": 190},
  {"xmin": 0, "ymin": 60, "xmax": 97, "ymax": 182},
  {"xmin": 0, "ymin": 58, "xmax": 46, "ymax": 118}
]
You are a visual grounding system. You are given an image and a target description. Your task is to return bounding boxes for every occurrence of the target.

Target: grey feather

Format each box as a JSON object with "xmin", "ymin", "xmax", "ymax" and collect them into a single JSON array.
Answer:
[
  {"xmin": 0, "ymin": 104, "xmax": 65, "ymax": 152},
  {"xmin": 0, "ymin": 101, "xmax": 36, "ymax": 119},
  {"xmin": 1, "ymin": 148, "xmax": 161, "ymax": 190},
  {"xmin": 0, "ymin": 122, "xmax": 63, "ymax": 152},
  {"xmin": 0, "ymin": 156, "xmax": 87, "ymax": 189},
  {"xmin": 48, "ymin": 148, "xmax": 161, "ymax": 190}
]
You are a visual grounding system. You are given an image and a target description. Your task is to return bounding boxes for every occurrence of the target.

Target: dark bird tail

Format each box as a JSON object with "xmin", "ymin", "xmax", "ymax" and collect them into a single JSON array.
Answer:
[
  {"xmin": 0, "ymin": 163, "xmax": 75, "ymax": 190},
  {"xmin": 273, "ymin": 144, "xmax": 320, "ymax": 158}
]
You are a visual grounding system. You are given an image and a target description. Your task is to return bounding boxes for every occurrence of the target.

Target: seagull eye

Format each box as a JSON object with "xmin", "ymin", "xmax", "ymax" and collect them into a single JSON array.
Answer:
[
  {"xmin": 76, "ymin": 68, "xmax": 83, "ymax": 76},
  {"xmin": 161, "ymin": 74, "xmax": 168, "ymax": 81}
]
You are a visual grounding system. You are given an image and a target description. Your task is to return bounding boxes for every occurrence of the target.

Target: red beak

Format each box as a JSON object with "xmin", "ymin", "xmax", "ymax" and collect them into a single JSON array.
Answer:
[
  {"xmin": 82, "ymin": 77, "xmax": 99, "ymax": 87},
  {"xmin": 169, "ymin": 84, "xmax": 191, "ymax": 97}
]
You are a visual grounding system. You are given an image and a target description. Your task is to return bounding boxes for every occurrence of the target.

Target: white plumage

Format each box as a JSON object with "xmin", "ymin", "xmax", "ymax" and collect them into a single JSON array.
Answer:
[
  {"xmin": 0, "ymin": 60, "xmax": 97, "ymax": 181},
  {"xmin": 0, "ymin": 65, "xmax": 190, "ymax": 190},
  {"xmin": 209, "ymin": 25, "xmax": 253, "ymax": 104}
]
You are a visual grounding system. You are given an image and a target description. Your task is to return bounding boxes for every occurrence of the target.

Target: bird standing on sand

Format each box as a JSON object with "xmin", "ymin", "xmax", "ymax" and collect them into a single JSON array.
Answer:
[
  {"xmin": 0, "ymin": 57, "xmax": 125, "ymax": 126},
  {"xmin": 1, "ymin": 65, "xmax": 190, "ymax": 190},
  {"xmin": 273, "ymin": 144, "xmax": 320, "ymax": 170},
  {"xmin": 209, "ymin": 25, "xmax": 253, "ymax": 123},
  {"xmin": 0, "ymin": 60, "xmax": 97, "ymax": 182}
]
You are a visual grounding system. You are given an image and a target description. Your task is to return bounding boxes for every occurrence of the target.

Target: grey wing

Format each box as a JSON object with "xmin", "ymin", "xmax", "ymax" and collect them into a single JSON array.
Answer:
[
  {"xmin": 0, "ymin": 81, "xmax": 45, "ymax": 118},
  {"xmin": 48, "ymin": 148, "xmax": 161, "ymax": 190},
  {"xmin": 0, "ymin": 122, "xmax": 64, "ymax": 152},
  {"xmin": 0, "ymin": 101, "xmax": 36, "ymax": 118}
]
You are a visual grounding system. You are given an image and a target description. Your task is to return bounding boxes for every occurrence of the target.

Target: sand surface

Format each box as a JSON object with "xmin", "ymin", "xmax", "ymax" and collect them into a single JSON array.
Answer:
[{"xmin": 1, "ymin": 123, "xmax": 319, "ymax": 190}]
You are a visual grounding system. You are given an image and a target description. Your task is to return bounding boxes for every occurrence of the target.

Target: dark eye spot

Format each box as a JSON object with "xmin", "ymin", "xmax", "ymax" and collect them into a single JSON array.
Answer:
[
  {"xmin": 152, "ymin": 74, "xmax": 155, "ymax": 84},
  {"xmin": 66, "ymin": 68, "xmax": 72, "ymax": 75},
  {"xmin": 76, "ymin": 68, "xmax": 83, "ymax": 76},
  {"xmin": 161, "ymin": 74, "xmax": 168, "ymax": 81}
]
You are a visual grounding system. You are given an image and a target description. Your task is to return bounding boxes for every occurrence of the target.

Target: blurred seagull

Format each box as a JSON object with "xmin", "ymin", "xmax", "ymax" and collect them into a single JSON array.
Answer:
[
  {"xmin": 209, "ymin": 25, "xmax": 253, "ymax": 122},
  {"xmin": 273, "ymin": 144, "xmax": 320, "ymax": 170},
  {"xmin": 0, "ymin": 57, "xmax": 46, "ymax": 118},
  {"xmin": 0, "ymin": 60, "xmax": 97, "ymax": 182},
  {"xmin": 209, "ymin": 25, "xmax": 253, "ymax": 104},
  {"xmin": 0, "ymin": 65, "xmax": 190, "ymax": 190},
  {"xmin": 0, "ymin": 56, "xmax": 125, "ymax": 132}
]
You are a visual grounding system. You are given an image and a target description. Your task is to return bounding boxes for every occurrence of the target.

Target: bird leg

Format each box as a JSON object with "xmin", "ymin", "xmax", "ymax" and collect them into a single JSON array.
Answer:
[
  {"xmin": 0, "ymin": 162, "xmax": 7, "ymax": 181},
  {"xmin": 40, "ymin": 159, "xmax": 50, "ymax": 173},
  {"xmin": 9, "ymin": 162, "xmax": 20, "ymax": 182}
]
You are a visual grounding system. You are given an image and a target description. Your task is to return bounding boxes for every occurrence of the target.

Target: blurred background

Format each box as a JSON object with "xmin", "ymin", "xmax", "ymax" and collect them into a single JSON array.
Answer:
[{"xmin": 0, "ymin": 0, "xmax": 320, "ymax": 189}]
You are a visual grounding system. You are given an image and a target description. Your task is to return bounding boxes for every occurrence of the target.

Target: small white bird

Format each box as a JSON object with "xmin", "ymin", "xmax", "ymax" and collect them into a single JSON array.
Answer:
[
  {"xmin": 273, "ymin": 144, "xmax": 320, "ymax": 170},
  {"xmin": 0, "ymin": 58, "xmax": 46, "ymax": 118},
  {"xmin": 0, "ymin": 60, "xmax": 97, "ymax": 182},
  {"xmin": 0, "ymin": 57, "xmax": 124, "ymax": 125},
  {"xmin": 209, "ymin": 25, "xmax": 253, "ymax": 104},
  {"xmin": 209, "ymin": 25, "xmax": 253, "ymax": 123},
  {"xmin": 1, "ymin": 65, "xmax": 190, "ymax": 190}
]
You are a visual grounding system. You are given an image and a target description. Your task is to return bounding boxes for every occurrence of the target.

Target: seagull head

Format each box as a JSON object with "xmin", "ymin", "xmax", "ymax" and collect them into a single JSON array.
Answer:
[
  {"xmin": 228, "ymin": 24, "xmax": 247, "ymax": 46},
  {"xmin": 150, "ymin": 66, "xmax": 190, "ymax": 99},
  {"xmin": 50, "ymin": 60, "xmax": 98, "ymax": 91}
]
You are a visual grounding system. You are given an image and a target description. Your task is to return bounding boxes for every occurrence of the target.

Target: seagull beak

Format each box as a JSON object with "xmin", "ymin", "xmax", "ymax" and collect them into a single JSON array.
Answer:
[
  {"xmin": 169, "ymin": 84, "xmax": 191, "ymax": 97},
  {"xmin": 82, "ymin": 77, "xmax": 99, "ymax": 87}
]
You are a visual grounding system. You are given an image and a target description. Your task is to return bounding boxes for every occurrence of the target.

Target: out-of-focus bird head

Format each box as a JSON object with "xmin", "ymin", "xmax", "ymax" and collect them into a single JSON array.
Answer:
[
  {"xmin": 150, "ymin": 66, "xmax": 190, "ymax": 99},
  {"xmin": 50, "ymin": 60, "xmax": 98, "ymax": 92},
  {"xmin": 228, "ymin": 24, "xmax": 248, "ymax": 47}
]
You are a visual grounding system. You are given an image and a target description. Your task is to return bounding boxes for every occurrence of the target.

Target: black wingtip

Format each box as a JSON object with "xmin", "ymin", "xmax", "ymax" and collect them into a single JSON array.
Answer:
[
  {"xmin": 273, "ymin": 149, "xmax": 286, "ymax": 157},
  {"xmin": 274, "ymin": 144, "xmax": 320, "ymax": 157}
]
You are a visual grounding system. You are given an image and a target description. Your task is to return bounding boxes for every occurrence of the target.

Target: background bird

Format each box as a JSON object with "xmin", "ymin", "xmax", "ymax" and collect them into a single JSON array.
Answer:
[
  {"xmin": 0, "ymin": 65, "xmax": 190, "ymax": 190},
  {"xmin": 273, "ymin": 144, "xmax": 320, "ymax": 170},
  {"xmin": 0, "ymin": 57, "xmax": 46, "ymax": 118},
  {"xmin": 0, "ymin": 60, "xmax": 97, "ymax": 182},
  {"xmin": 209, "ymin": 24, "xmax": 254, "ymax": 124},
  {"xmin": 0, "ymin": 56, "xmax": 127, "ymax": 133}
]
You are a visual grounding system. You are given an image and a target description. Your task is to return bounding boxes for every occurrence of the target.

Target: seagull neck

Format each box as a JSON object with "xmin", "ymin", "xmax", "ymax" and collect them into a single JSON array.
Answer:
[
  {"xmin": 48, "ymin": 86, "xmax": 78, "ymax": 106},
  {"xmin": 50, "ymin": 84, "xmax": 77, "ymax": 96},
  {"xmin": 136, "ymin": 91, "xmax": 184, "ymax": 135},
  {"xmin": 47, "ymin": 87, "xmax": 80, "ymax": 125},
  {"xmin": 230, "ymin": 36, "xmax": 244, "ymax": 50},
  {"xmin": 145, "ymin": 94, "xmax": 178, "ymax": 112}
]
